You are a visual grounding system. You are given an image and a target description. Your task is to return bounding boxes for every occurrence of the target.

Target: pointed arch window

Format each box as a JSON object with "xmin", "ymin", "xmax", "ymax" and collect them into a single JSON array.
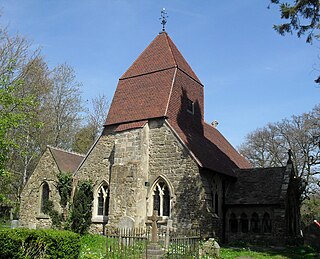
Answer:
[
  {"xmin": 40, "ymin": 182, "xmax": 49, "ymax": 213},
  {"xmin": 97, "ymin": 183, "xmax": 109, "ymax": 216},
  {"xmin": 229, "ymin": 213, "xmax": 238, "ymax": 233},
  {"xmin": 262, "ymin": 212, "xmax": 272, "ymax": 233},
  {"xmin": 240, "ymin": 213, "xmax": 249, "ymax": 233},
  {"xmin": 153, "ymin": 180, "xmax": 170, "ymax": 217},
  {"xmin": 251, "ymin": 213, "xmax": 260, "ymax": 233}
]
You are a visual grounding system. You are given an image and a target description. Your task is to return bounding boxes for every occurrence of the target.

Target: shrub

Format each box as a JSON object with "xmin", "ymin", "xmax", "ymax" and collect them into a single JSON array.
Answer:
[
  {"xmin": 70, "ymin": 181, "xmax": 93, "ymax": 235},
  {"xmin": 0, "ymin": 228, "xmax": 81, "ymax": 258}
]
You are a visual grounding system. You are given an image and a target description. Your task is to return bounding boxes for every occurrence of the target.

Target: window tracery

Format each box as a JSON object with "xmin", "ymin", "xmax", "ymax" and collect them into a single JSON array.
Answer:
[{"xmin": 152, "ymin": 180, "xmax": 170, "ymax": 217}]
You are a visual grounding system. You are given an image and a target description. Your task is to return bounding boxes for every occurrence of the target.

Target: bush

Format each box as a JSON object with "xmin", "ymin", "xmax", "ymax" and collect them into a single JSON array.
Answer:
[
  {"xmin": 70, "ymin": 181, "xmax": 93, "ymax": 235},
  {"xmin": 0, "ymin": 228, "xmax": 81, "ymax": 258}
]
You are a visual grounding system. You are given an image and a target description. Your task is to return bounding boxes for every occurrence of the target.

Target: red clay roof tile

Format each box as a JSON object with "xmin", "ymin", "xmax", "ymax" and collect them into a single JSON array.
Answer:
[
  {"xmin": 49, "ymin": 146, "xmax": 85, "ymax": 173},
  {"xmin": 105, "ymin": 32, "xmax": 250, "ymax": 176}
]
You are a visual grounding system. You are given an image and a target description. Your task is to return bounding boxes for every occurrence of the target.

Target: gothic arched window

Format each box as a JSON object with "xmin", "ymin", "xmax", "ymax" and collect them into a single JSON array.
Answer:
[
  {"xmin": 251, "ymin": 213, "xmax": 260, "ymax": 233},
  {"xmin": 97, "ymin": 183, "xmax": 109, "ymax": 216},
  {"xmin": 229, "ymin": 213, "xmax": 238, "ymax": 233},
  {"xmin": 240, "ymin": 213, "xmax": 249, "ymax": 233},
  {"xmin": 262, "ymin": 212, "xmax": 272, "ymax": 233},
  {"xmin": 41, "ymin": 182, "xmax": 49, "ymax": 213},
  {"xmin": 153, "ymin": 180, "xmax": 170, "ymax": 217}
]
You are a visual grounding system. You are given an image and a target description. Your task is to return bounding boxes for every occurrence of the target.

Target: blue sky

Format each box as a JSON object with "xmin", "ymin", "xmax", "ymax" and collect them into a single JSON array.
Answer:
[{"xmin": 1, "ymin": 0, "xmax": 319, "ymax": 148}]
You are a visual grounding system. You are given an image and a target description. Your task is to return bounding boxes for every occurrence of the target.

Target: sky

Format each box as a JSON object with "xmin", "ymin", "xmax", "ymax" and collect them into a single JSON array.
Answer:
[{"xmin": 0, "ymin": 0, "xmax": 319, "ymax": 148}]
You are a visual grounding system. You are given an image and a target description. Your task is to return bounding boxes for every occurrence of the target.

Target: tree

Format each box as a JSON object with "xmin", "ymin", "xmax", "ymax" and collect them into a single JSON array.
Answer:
[
  {"xmin": 72, "ymin": 94, "xmax": 109, "ymax": 154},
  {"xmin": 88, "ymin": 94, "xmax": 109, "ymax": 138},
  {"xmin": 0, "ymin": 60, "xmax": 37, "ymax": 205},
  {"xmin": 72, "ymin": 125, "xmax": 96, "ymax": 154},
  {"xmin": 46, "ymin": 63, "xmax": 83, "ymax": 149},
  {"xmin": 270, "ymin": 0, "xmax": 320, "ymax": 83},
  {"xmin": 270, "ymin": 0, "xmax": 320, "ymax": 44},
  {"xmin": 239, "ymin": 104, "xmax": 320, "ymax": 197}
]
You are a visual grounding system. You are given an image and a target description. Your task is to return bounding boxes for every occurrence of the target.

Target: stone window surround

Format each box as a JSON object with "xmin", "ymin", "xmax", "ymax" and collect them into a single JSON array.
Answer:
[
  {"xmin": 209, "ymin": 179, "xmax": 220, "ymax": 218},
  {"xmin": 37, "ymin": 181, "xmax": 50, "ymax": 218},
  {"xmin": 147, "ymin": 176, "xmax": 174, "ymax": 220},
  {"xmin": 227, "ymin": 211, "xmax": 272, "ymax": 234},
  {"xmin": 92, "ymin": 181, "xmax": 109, "ymax": 223}
]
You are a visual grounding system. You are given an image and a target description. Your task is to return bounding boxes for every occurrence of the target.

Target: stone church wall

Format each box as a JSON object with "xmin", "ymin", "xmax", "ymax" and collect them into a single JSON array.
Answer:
[
  {"xmin": 19, "ymin": 149, "xmax": 61, "ymax": 229},
  {"xmin": 147, "ymin": 119, "xmax": 216, "ymax": 237},
  {"xmin": 75, "ymin": 124, "xmax": 149, "ymax": 233},
  {"xmin": 76, "ymin": 119, "xmax": 218, "ymax": 237}
]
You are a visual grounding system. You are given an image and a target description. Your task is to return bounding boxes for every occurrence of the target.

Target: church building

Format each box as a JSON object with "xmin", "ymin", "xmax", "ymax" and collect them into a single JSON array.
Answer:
[{"xmin": 19, "ymin": 31, "xmax": 303, "ymax": 245}]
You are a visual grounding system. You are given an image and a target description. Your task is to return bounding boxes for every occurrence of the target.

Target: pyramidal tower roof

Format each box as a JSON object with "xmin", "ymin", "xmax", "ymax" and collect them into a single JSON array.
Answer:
[
  {"xmin": 105, "ymin": 32, "xmax": 251, "ymax": 175},
  {"xmin": 105, "ymin": 32, "xmax": 202, "ymax": 126},
  {"xmin": 120, "ymin": 32, "xmax": 201, "ymax": 83}
]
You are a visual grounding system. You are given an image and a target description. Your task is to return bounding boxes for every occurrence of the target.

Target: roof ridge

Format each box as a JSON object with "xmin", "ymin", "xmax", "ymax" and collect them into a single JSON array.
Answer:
[
  {"xmin": 164, "ymin": 67, "xmax": 177, "ymax": 116},
  {"xmin": 166, "ymin": 34, "xmax": 202, "ymax": 84},
  {"xmin": 47, "ymin": 145, "xmax": 85, "ymax": 157},
  {"xmin": 165, "ymin": 33, "xmax": 178, "ymax": 68},
  {"xmin": 120, "ymin": 66, "xmax": 176, "ymax": 80},
  {"xmin": 177, "ymin": 67, "xmax": 203, "ymax": 86}
]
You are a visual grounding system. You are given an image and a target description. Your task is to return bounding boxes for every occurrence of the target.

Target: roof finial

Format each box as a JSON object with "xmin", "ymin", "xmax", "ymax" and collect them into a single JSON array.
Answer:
[{"xmin": 160, "ymin": 8, "xmax": 168, "ymax": 32}]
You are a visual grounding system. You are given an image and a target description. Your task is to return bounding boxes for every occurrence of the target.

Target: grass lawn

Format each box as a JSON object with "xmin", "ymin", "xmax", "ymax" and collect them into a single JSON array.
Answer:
[
  {"xmin": 80, "ymin": 234, "xmax": 319, "ymax": 258},
  {"xmin": 220, "ymin": 246, "xmax": 318, "ymax": 259}
]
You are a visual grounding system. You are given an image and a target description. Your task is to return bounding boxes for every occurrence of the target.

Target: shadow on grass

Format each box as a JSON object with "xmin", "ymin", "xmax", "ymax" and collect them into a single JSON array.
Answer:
[{"xmin": 221, "ymin": 245, "xmax": 319, "ymax": 259}]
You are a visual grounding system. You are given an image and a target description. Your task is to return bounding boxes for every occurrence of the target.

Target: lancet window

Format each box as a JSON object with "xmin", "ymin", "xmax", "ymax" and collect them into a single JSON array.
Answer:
[
  {"xmin": 97, "ymin": 183, "xmax": 109, "ymax": 216},
  {"xmin": 262, "ymin": 212, "xmax": 272, "ymax": 233},
  {"xmin": 229, "ymin": 213, "xmax": 238, "ymax": 233},
  {"xmin": 153, "ymin": 180, "xmax": 170, "ymax": 217},
  {"xmin": 40, "ymin": 182, "xmax": 49, "ymax": 213},
  {"xmin": 240, "ymin": 213, "xmax": 249, "ymax": 233},
  {"xmin": 251, "ymin": 213, "xmax": 260, "ymax": 233}
]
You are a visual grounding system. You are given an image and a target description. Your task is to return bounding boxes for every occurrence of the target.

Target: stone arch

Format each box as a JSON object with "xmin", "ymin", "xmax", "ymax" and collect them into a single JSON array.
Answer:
[
  {"xmin": 92, "ymin": 180, "xmax": 109, "ymax": 222},
  {"xmin": 262, "ymin": 212, "xmax": 272, "ymax": 233},
  {"xmin": 229, "ymin": 212, "xmax": 238, "ymax": 233},
  {"xmin": 240, "ymin": 213, "xmax": 249, "ymax": 233},
  {"xmin": 40, "ymin": 181, "xmax": 50, "ymax": 214},
  {"xmin": 147, "ymin": 176, "xmax": 174, "ymax": 218},
  {"xmin": 250, "ymin": 212, "xmax": 260, "ymax": 233}
]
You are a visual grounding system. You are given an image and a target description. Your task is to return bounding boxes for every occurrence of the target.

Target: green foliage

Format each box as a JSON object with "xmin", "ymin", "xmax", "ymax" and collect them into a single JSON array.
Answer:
[
  {"xmin": 0, "ymin": 60, "xmax": 39, "ymax": 207},
  {"xmin": 42, "ymin": 200, "xmax": 64, "ymax": 229},
  {"xmin": 70, "ymin": 181, "xmax": 93, "ymax": 235},
  {"xmin": 301, "ymin": 195, "xmax": 320, "ymax": 226},
  {"xmin": 0, "ymin": 228, "xmax": 81, "ymax": 258},
  {"xmin": 72, "ymin": 125, "xmax": 96, "ymax": 154},
  {"xmin": 270, "ymin": 0, "xmax": 320, "ymax": 44},
  {"xmin": 220, "ymin": 245, "xmax": 318, "ymax": 259},
  {"xmin": 0, "ymin": 60, "xmax": 36, "ymax": 176},
  {"xmin": 57, "ymin": 172, "xmax": 73, "ymax": 208},
  {"xmin": 80, "ymin": 234, "xmax": 107, "ymax": 259},
  {"xmin": 41, "ymin": 173, "xmax": 73, "ymax": 229}
]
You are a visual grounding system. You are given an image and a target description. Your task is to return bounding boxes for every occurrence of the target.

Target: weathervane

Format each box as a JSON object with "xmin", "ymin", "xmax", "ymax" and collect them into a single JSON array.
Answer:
[{"xmin": 160, "ymin": 8, "xmax": 168, "ymax": 32}]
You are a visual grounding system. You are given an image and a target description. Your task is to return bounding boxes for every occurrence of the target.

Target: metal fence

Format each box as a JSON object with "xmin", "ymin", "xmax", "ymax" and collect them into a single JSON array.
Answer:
[
  {"xmin": 105, "ymin": 227, "xmax": 201, "ymax": 259},
  {"xmin": 106, "ymin": 228, "xmax": 147, "ymax": 259}
]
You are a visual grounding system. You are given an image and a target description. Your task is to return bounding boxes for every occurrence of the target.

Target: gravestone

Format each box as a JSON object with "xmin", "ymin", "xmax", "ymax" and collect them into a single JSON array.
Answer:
[
  {"xmin": 118, "ymin": 216, "xmax": 135, "ymax": 230},
  {"xmin": 11, "ymin": 220, "xmax": 19, "ymax": 229}
]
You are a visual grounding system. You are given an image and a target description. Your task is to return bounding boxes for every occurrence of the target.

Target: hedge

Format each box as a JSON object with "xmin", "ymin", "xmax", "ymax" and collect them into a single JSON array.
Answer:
[{"xmin": 0, "ymin": 228, "xmax": 81, "ymax": 258}]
